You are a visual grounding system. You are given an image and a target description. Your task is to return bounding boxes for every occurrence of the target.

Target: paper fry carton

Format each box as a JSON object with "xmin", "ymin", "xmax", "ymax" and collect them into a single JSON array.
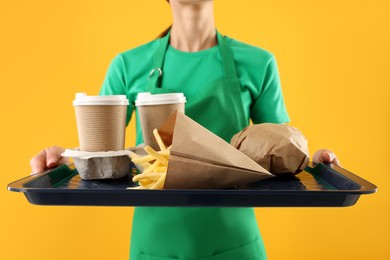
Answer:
[{"xmin": 157, "ymin": 111, "xmax": 274, "ymax": 189}]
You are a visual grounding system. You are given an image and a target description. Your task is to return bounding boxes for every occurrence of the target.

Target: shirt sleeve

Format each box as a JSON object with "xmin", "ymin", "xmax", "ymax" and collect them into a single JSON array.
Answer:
[
  {"xmin": 250, "ymin": 56, "xmax": 290, "ymax": 124},
  {"xmin": 99, "ymin": 54, "xmax": 133, "ymax": 125}
]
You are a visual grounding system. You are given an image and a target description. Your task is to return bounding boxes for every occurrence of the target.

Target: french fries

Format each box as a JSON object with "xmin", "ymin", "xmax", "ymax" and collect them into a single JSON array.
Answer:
[
  {"xmin": 127, "ymin": 129, "xmax": 170, "ymax": 190},
  {"xmin": 153, "ymin": 129, "xmax": 166, "ymax": 151}
]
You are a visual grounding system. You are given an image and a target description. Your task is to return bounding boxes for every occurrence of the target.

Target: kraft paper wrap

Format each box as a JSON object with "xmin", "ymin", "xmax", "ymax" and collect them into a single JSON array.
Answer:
[
  {"xmin": 230, "ymin": 123, "xmax": 310, "ymax": 175},
  {"xmin": 158, "ymin": 111, "xmax": 273, "ymax": 189}
]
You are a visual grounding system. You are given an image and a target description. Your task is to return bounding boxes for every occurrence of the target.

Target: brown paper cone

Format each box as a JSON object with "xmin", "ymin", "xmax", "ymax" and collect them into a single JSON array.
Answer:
[
  {"xmin": 165, "ymin": 155, "xmax": 273, "ymax": 189},
  {"xmin": 158, "ymin": 111, "xmax": 274, "ymax": 189}
]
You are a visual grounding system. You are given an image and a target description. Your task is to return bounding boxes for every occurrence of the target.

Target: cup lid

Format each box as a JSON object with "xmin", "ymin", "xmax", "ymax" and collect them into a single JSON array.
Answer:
[
  {"xmin": 135, "ymin": 92, "xmax": 186, "ymax": 106},
  {"xmin": 73, "ymin": 93, "xmax": 129, "ymax": 106}
]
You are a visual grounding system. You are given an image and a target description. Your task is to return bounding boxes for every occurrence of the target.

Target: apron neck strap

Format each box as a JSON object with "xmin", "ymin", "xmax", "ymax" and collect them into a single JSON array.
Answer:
[
  {"xmin": 216, "ymin": 31, "xmax": 238, "ymax": 79},
  {"xmin": 147, "ymin": 31, "xmax": 171, "ymax": 91},
  {"xmin": 148, "ymin": 30, "xmax": 237, "ymax": 91}
]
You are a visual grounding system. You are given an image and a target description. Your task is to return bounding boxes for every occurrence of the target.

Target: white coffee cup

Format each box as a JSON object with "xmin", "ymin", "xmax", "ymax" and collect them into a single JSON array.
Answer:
[
  {"xmin": 73, "ymin": 93, "xmax": 129, "ymax": 152},
  {"xmin": 135, "ymin": 92, "xmax": 186, "ymax": 150}
]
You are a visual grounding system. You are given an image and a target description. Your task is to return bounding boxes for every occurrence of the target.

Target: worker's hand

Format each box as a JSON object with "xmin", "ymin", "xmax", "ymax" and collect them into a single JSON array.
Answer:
[
  {"xmin": 30, "ymin": 146, "xmax": 69, "ymax": 174},
  {"xmin": 312, "ymin": 149, "xmax": 341, "ymax": 167}
]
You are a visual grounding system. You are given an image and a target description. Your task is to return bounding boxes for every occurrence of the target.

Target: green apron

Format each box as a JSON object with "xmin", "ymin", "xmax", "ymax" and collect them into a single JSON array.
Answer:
[{"xmin": 130, "ymin": 31, "xmax": 266, "ymax": 260}]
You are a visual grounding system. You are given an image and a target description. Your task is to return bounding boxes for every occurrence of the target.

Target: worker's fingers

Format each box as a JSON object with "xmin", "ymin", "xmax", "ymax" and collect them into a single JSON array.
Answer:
[
  {"xmin": 30, "ymin": 149, "xmax": 47, "ymax": 174},
  {"xmin": 45, "ymin": 146, "xmax": 66, "ymax": 168},
  {"xmin": 30, "ymin": 146, "xmax": 66, "ymax": 174},
  {"xmin": 312, "ymin": 149, "xmax": 342, "ymax": 167}
]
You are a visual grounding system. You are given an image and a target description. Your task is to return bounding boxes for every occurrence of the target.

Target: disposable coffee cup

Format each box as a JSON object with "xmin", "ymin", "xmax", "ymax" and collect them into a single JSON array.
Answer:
[
  {"xmin": 73, "ymin": 93, "xmax": 129, "ymax": 152},
  {"xmin": 135, "ymin": 92, "xmax": 186, "ymax": 150}
]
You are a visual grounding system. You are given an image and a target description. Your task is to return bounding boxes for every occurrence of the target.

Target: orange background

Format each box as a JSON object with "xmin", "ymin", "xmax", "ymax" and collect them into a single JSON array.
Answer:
[{"xmin": 1, "ymin": 0, "xmax": 389, "ymax": 259}]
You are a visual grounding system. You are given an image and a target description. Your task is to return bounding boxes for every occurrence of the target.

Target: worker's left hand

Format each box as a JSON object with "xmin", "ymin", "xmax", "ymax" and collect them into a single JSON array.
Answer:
[{"xmin": 312, "ymin": 149, "xmax": 342, "ymax": 167}]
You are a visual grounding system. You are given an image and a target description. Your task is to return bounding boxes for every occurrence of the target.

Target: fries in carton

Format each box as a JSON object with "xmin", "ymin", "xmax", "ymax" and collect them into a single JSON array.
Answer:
[
  {"xmin": 130, "ymin": 111, "xmax": 273, "ymax": 189},
  {"xmin": 128, "ymin": 132, "xmax": 170, "ymax": 189}
]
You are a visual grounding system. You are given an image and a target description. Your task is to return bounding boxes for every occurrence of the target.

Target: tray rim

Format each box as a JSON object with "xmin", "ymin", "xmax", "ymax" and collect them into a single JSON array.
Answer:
[
  {"xmin": 8, "ymin": 162, "xmax": 378, "ymax": 195},
  {"xmin": 7, "ymin": 162, "xmax": 377, "ymax": 207}
]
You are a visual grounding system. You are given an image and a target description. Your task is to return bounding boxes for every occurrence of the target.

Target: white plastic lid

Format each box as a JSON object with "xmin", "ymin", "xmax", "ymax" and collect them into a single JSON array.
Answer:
[
  {"xmin": 73, "ymin": 93, "xmax": 129, "ymax": 106},
  {"xmin": 135, "ymin": 92, "xmax": 186, "ymax": 106}
]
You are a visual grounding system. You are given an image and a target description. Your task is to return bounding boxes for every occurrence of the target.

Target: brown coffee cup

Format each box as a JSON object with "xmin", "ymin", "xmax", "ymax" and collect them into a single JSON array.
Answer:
[
  {"xmin": 73, "ymin": 93, "xmax": 129, "ymax": 152},
  {"xmin": 135, "ymin": 92, "xmax": 186, "ymax": 150}
]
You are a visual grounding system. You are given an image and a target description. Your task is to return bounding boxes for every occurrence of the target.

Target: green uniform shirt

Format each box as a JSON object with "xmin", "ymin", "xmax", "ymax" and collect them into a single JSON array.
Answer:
[
  {"xmin": 100, "ymin": 36, "xmax": 289, "ymax": 140},
  {"xmin": 100, "ymin": 35, "xmax": 289, "ymax": 259}
]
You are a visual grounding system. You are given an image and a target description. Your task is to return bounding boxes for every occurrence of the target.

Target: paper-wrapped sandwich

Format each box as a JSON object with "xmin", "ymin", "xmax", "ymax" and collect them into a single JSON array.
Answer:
[{"xmin": 230, "ymin": 124, "xmax": 310, "ymax": 175}]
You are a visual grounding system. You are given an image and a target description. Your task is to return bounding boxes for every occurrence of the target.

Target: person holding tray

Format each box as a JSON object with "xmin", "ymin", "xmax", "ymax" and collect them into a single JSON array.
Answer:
[{"xmin": 30, "ymin": 0, "xmax": 341, "ymax": 259}]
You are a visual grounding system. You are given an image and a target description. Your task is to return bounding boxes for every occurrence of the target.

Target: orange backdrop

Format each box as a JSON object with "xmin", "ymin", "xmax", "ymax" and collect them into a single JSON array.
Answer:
[{"xmin": 1, "ymin": 0, "xmax": 389, "ymax": 259}]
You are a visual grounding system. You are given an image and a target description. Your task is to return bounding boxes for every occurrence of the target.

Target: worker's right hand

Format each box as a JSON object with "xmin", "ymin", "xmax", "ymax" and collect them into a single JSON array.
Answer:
[{"xmin": 30, "ymin": 146, "xmax": 70, "ymax": 174}]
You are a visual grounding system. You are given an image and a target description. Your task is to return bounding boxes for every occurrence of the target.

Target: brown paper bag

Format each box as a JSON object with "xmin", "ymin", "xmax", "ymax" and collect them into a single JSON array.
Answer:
[
  {"xmin": 158, "ymin": 111, "xmax": 274, "ymax": 189},
  {"xmin": 231, "ymin": 123, "xmax": 310, "ymax": 175}
]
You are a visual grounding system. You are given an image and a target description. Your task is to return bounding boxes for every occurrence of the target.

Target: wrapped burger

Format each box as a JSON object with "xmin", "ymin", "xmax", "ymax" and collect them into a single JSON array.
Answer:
[{"xmin": 230, "ymin": 123, "xmax": 310, "ymax": 175}]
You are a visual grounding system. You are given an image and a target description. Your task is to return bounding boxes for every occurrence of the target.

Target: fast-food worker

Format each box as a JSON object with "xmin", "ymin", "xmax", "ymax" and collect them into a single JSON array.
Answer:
[{"xmin": 30, "ymin": 0, "xmax": 341, "ymax": 259}]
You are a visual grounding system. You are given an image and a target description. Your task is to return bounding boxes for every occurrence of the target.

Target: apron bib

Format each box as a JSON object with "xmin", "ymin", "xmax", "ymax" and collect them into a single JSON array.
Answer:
[
  {"xmin": 131, "ymin": 31, "xmax": 265, "ymax": 260},
  {"xmin": 135, "ymin": 32, "xmax": 248, "ymax": 144}
]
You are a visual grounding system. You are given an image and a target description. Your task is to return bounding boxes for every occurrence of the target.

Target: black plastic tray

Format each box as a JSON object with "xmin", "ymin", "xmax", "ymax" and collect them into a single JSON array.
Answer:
[{"xmin": 7, "ymin": 162, "xmax": 376, "ymax": 207}]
